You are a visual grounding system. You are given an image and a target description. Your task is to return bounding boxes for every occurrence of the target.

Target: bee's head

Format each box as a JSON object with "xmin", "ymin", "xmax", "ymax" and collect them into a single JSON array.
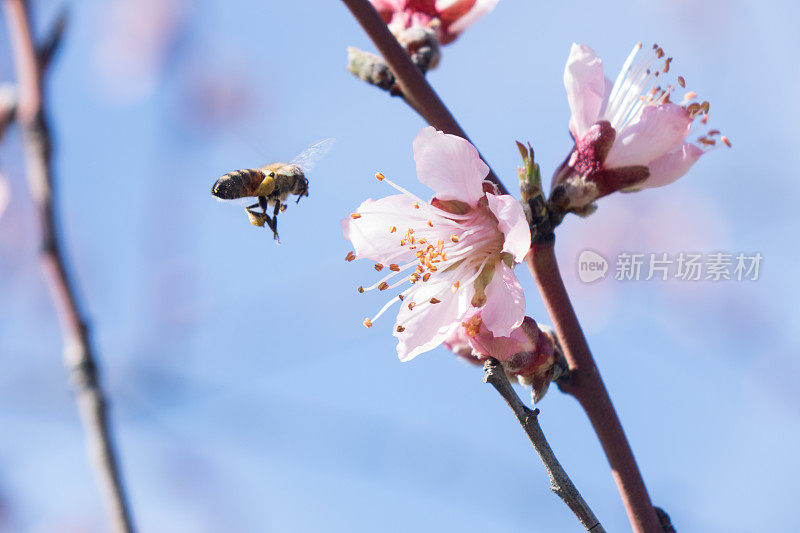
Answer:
[
  {"xmin": 293, "ymin": 175, "xmax": 309, "ymax": 197},
  {"xmin": 211, "ymin": 177, "xmax": 237, "ymax": 199}
]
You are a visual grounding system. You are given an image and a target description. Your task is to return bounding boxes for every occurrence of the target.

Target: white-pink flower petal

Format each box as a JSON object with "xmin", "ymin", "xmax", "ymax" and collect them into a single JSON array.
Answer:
[
  {"xmin": 564, "ymin": 43, "xmax": 607, "ymax": 139},
  {"xmin": 439, "ymin": 0, "xmax": 499, "ymax": 35},
  {"xmin": 605, "ymin": 103, "xmax": 692, "ymax": 168},
  {"xmin": 485, "ymin": 192, "xmax": 530, "ymax": 262},
  {"xmin": 640, "ymin": 143, "xmax": 704, "ymax": 189},
  {"xmin": 342, "ymin": 195, "xmax": 420, "ymax": 264},
  {"xmin": 479, "ymin": 261, "xmax": 524, "ymax": 337},
  {"xmin": 413, "ymin": 126, "xmax": 488, "ymax": 205},
  {"xmin": 394, "ymin": 279, "xmax": 470, "ymax": 361}
]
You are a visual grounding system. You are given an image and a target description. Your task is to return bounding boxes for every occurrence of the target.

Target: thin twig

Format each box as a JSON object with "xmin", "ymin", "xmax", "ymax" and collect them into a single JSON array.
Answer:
[
  {"xmin": 483, "ymin": 358, "xmax": 605, "ymax": 532},
  {"xmin": 340, "ymin": 0, "xmax": 506, "ymax": 194},
  {"xmin": 527, "ymin": 241, "xmax": 661, "ymax": 532},
  {"xmin": 340, "ymin": 1, "xmax": 662, "ymax": 531},
  {"xmin": 2, "ymin": 2, "xmax": 135, "ymax": 532}
]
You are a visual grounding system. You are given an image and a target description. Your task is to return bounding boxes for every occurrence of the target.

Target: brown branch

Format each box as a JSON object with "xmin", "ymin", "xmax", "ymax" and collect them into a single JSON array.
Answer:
[
  {"xmin": 341, "ymin": 1, "xmax": 663, "ymax": 531},
  {"xmin": 2, "ymin": 2, "xmax": 135, "ymax": 532},
  {"xmin": 483, "ymin": 358, "xmax": 605, "ymax": 532},
  {"xmin": 527, "ymin": 241, "xmax": 661, "ymax": 532},
  {"xmin": 340, "ymin": 0, "xmax": 506, "ymax": 195}
]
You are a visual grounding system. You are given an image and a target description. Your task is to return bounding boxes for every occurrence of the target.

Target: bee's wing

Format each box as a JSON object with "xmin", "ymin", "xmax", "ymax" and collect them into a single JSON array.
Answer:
[{"xmin": 289, "ymin": 138, "xmax": 335, "ymax": 174}]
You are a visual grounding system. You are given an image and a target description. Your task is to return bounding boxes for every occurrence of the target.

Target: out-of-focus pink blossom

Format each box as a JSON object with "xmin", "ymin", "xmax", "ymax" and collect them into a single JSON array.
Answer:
[
  {"xmin": 372, "ymin": 0, "xmax": 499, "ymax": 45},
  {"xmin": 343, "ymin": 127, "xmax": 529, "ymax": 361},
  {"xmin": 553, "ymin": 42, "xmax": 729, "ymax": 213},
  {"xmin": 93, "ymin": 0, "xmax": 187, "ymax": 103},
  {"xmin": 444, "ymin": 314, "xmax": 560, "ymax": 401}
]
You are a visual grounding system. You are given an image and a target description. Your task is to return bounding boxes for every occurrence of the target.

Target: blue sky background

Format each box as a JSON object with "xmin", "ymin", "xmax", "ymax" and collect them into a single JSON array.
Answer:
[{"xmin": 1, "ymin": 0, "xmax": 799, "ymax": 531}]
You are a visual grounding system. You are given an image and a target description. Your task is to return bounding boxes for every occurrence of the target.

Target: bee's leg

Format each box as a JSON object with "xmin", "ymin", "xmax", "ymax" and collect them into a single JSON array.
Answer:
[
  {"xmin": 245, "ymin": 203, "xmax": 268, "ymax": 227},
  {"xmin": 264, "ymin": 213, "xmax": 280, "ymax": 243},
  {"xmin": 268, "ymin": 201, "xmax": 282, "ymax": 242},
  {"xmin": 258, "ymin": 196, "xmax": 268, "ymax": 212},
  {"xmin": 296, "ymin": 178, "xmax": 309, "ymax": 204}
]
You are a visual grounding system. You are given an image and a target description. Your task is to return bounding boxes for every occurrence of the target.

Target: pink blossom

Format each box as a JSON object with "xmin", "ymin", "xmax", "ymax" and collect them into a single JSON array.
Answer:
[
  {"xmin": 343, "ymin": 127, "xmax": 530, "ymax": 361},
  {"xmin": 372, "ymin": 0, "xmax": 499, "ymax": 45},
  {"xmin": 444, "ymin": 314, "xmax": 560, "ymax": 401},
  {"xmin": 553, "ymin": 43, "xmax": 729, "ymax": 212}
]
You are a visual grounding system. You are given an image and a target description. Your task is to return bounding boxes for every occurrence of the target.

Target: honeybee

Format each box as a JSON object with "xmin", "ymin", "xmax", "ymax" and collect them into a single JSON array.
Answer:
[{"xmin": 211, "ymin": 138, "xmax": 335, "ymax": 242}]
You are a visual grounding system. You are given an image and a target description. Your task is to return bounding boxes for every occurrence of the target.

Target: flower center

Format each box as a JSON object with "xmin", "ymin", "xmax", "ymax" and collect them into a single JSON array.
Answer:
[{"xmin": 348, "ymin": 173, "xmax": 504, "ymax": 328}]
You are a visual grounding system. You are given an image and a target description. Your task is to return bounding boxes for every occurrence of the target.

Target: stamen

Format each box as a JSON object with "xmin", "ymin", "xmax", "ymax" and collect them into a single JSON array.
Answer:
[
  {"xmin": 363, "ymin": 318, "xmax": 373, "ymax": 328},
  {"xmin": 375, "ymin": 172, "xmax": 385, "ymax": 181},
  {"xmin": 350, "ymin": 213, "xmax": 361, "ymax": 219},
  {"xmin": 427, "ymin": 219, "xmax": 433, "ymax": 227},
  {"xmin": 389, "ymin": 226, "xmax": 397, "ymax": 233},
  {"xmin": 345, "ymin": 251, "xmax": 356, "ymax": 262},
  {"xmin": 678, "ymin": 76, "xmax": 686, "ymax": 88},
  {"xmin": 389, "ymin": 264, "xmax": 400, "ymax": 271},
  {"xmin": 430, "ymin": 298, "xmax": 441, "ymax": 304},
  {"xmin": 378, "ymin": 282, "xmax": 389, "ymax": 291},
  {"xmin": 412, "ymin": 202, "xmax": 420, "ymax": 209},
  {"xmin": 396, "ymin": 325, "xmax": 405, "ymax": 332},
  {"xmin": 451, "ymin": 281, "xmax": 460, "ymax": 293},
  {"xmin": 368, "ymin": 294, "xmax": 405, "ymax": 324},
  {"xmin": 451, "ymin": 235, "xmax": 460, "ymax": 242},
  {"xmin": 408, "ymin": 302, "xmax": 416, "ymax": 310},
  {"xmin": 721, "ymin": 136, "xmax": 732, "ymax": 148},
  {"xmin": 422, "ymin": 273, "xmax": 431, "ymax": 282},
  {"xmin": 358, "ymin": 286, "xmax": 365, "ymax": 293},
  {"xmin": 374, "ymin": 263, "xmax": 384, "ymax": 271}
]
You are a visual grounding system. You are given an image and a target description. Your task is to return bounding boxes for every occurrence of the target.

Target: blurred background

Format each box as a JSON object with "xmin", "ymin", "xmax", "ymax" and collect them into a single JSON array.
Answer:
[{"xmin": 0, "ymin": 0, "xmax": 798, "ymax": 531}]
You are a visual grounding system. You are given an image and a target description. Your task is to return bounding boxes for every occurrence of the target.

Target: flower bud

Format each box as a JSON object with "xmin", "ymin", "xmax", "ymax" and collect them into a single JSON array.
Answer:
[
  {"xmin": 444, "ymin": 314, "xmax": 564, "ymax": 403},
  {"xmin": 396, "ymin": 25, "xmax": 441, "ymax": 72},
  {"xmin": 346, "ymin": 47, "xmax": 396, "ymax": 91}
]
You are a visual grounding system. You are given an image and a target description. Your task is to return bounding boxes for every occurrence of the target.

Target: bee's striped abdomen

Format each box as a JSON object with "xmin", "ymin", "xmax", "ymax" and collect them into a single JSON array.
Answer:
[{"xmin": 211, "ymin": 168, "xmax": 265, "ymax": 199}]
